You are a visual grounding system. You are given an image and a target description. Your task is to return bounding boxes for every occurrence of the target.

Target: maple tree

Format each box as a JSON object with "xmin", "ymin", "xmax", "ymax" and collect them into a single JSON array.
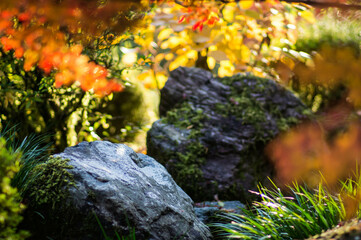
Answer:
[
  {"xmin": 0, "ymin": 0, "xmax": 147, "ymax": 96},
  {"xmin": 0, "ymin": 0, "xmax": 150, "ymax": 149}
]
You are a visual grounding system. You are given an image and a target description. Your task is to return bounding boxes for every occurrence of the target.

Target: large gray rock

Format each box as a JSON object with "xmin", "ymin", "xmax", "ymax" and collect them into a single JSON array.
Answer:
[
  {"xmin": 29, "ymin": 141, "xmax": 212, "ymax": 240},
  {"xmin": 147, "ymin": 67, "xmax": 309, "ymax": 202}
]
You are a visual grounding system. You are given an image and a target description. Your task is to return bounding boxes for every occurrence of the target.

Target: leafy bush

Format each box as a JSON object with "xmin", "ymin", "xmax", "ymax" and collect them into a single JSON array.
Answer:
[
  {"xmin": 210, "ymin": 180, "xmax": 347, "ymax": 240},
  {"xmin": 295, "ymin": 13, "xmax": 361, "ymax": 54},
  {"xmin": 0, "ymin": 41, "xmax": 149, "ymax": 152},
  {"xmin": 0, "ymin": 47, "xmax": 95, "ymax": 151},
  {"xmin": 0, "ymin": 137, "xmax": 30, "ymax": 239},
  {"xmin": 282, "ymin": 13, "xmax": 361, "ymax": 112}
]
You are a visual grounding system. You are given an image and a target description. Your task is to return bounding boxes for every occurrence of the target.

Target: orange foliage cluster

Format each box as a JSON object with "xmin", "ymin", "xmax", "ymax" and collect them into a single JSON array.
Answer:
[
  {"xmin": 0, "ymin": 0, "xmax": 145, "ymax": 96},
  {"xmin": 267, "ymin": 116, "xmax": 361, "ymax": 189},
  {"xmin": 0, "ymin": 0, "xmax": 143, "ymax": 42},
  {"xmin": 178, "ymin": 3, "xmax": 220, "ymax": 31}
]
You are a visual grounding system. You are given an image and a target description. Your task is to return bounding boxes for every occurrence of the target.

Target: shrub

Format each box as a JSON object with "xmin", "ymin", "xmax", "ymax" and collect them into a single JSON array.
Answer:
[
  {"xmin": 0, "ymin": 137, "xmax": 30, "ymax": 239},
  {"xmin": 281, "ymin": 13, "xmax": 361, "ymax": 112},
  {"xmin": 0, "ymin": 43, "xmax": 147, "ymax": 152}
]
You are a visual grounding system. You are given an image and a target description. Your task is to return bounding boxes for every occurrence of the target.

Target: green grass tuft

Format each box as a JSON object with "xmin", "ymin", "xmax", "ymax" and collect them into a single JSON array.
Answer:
[
  {"xmin": 94, "ymin": 212, "xmax": 136, "ymax": 240},
  {"xmin": 210, "ymin": 180, "xmax": 347, "ymax": 240},
  {"xmin": 0, "ymin": 125, "xmax": 52, "ymax": 196}
]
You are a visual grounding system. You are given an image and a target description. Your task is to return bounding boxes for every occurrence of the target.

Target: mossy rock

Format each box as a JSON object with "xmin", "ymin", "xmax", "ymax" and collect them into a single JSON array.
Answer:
[
  {"xmin": 147, "ymin": 67, "xmax": 311, "ymax": 202},
  {"xmin": 20, "ymin": 156, "xmax": 105, "ymax": 239},
  {"xmin": 22, "ymin": 142, "xmax": 212, "ymax": 240},
  {"xmin": 308, "ymin": 219, "xmax": 361, "ymax": 240}
]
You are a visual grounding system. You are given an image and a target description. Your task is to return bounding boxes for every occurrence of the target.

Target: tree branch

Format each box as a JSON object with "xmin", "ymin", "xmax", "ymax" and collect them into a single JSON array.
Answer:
[
  {"xmin": 281, "ymin": 0, "xmax": 361, "ymax": 10},
  {"xmin": 219, "ymin": 0, "xmax": 361, "ymax": 10}
]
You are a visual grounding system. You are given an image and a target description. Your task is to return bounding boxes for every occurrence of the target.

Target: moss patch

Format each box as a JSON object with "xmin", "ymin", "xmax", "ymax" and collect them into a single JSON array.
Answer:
[
  {"xmin": 27, "ymin": 156, "xmax": 75, "ymax": 209},
  {"xmin": 161, "ymin": 102, "xmax": 208, "ymax": 199},
  {"xmin": 21, "ymin": 156, "xmax": 136, "ymax": 239},
  {"xmin": 21, "ymin": 157, "xmax": 103, "ymax": 239},
  {"xmin": 162, "ymin": 102, "xmax": 207, "ymax": 131},
  {"xmin": 216, "ymin": 74, "xmax": 305, "ymax": 141},
  {"xmin": 174, "ymin": 141, "xmax": 207, "ymax": 199}
]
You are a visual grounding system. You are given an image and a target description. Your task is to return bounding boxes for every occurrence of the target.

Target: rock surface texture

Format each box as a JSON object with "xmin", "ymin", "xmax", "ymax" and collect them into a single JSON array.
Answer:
[
  {"xmin": 194, "ymin": 201, "xmax": 245, "ymax": 224},
  {"xmin": 308, "ymin": 219, "xmax": 361, "ymax": 240},
  {"xmin": 147, "ymin": 67, "xmax": 309, "ymax": 202},
  {"xmin": 48, "ymin": 141, "xmax": 211, "ymax": 240}
]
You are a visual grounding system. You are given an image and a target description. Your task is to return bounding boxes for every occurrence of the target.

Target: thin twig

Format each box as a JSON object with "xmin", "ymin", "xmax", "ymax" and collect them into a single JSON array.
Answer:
[{"xmin": 220, "ymin": 0, "xmax": 361, "ymax": 10}]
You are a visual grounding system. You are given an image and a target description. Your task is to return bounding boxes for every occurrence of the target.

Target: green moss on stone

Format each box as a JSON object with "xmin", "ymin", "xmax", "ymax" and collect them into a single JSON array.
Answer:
[
  {"xmin": 22, "ymin": 156, "xmax": 107, "ymax": 239},
  {"xmin": 28, "ymin": 156, "xmax": 75, "ymax": 209},
  {"xmin": 162, "ymin": 102, "xmax": 208, "ymax": 130},
  {"xmin": 216, "ymin": 74, "xmax": 307, "ymax": 141},
  {"xmin": 174, "ymin": 141, "xmax": 207, "ymax": 198},
  {"xmin": 161, "ymin": 103, "xmax": 208, "ymax": 198}
]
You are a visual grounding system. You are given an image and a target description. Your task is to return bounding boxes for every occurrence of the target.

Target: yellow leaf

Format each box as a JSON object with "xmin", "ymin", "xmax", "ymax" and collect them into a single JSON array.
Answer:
[
  {"xmin": 138, "ymin": 70, "xmax": 168, "ymax": 89},
  {"xmin": 111, "ymin": 35, "xmax": 126, "ymax": 45},
  {"xmin": 234, "ymin": 45, "xmax": 251, "ymax": 62},
  {"xmin": 155, "ymin": 53, "xmax": 165, "ymax": 62},
  {"xmin": 165, "ymin": 53, "xmax": 174, "ymax": 61},
  {"xmin": 158, "ymin": 28, "xmax": 174, "ymax": 41},
  {"xmin": 209, "ymin": 45, "xmax": 218, "ymax": 51},
  {"xmin": 265, "ymin": 0, "xmax": 278, "ymax": 5},
  {"xmin": 300, "ymin": 10, "xmax": 316, "ymax": 24},
  {"xmin": 138, "ymin": 70, "xmax": 153, "ymax": 82},
  {"xmin": 222, "ymin": 6, "xmax": 235, "ymax": 22},
  {"xmin": 161, "ymin": 36, "xmax": 184, "ymax": 49},
  {"xmin": 218, "ymin": 60, "xmax": 235, "ymax": 77},
  {"xmin": 155, "ymin": 72, "xmax": 168, "ymax": 89},
  {"xmin": 169, "ymin": 55, "xmax": 189, "ymax": 71},
  {"xmin": 239, "ymin": 0, "xmax": 254, "ymax": 9},
  {"xmin": 207, "ymin": 56, "xmax": 216, "ymax": 70},
  {"xmin": 138, "ymin": 70, "xmax": 157, "ymax": 89},
  {"xmin": 186, "ymin": 50, "xmax": 198, "ymax": 60},
  {"xmin": 270, "ymin": 14, "xmax": 284, "ymax": 28}
]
